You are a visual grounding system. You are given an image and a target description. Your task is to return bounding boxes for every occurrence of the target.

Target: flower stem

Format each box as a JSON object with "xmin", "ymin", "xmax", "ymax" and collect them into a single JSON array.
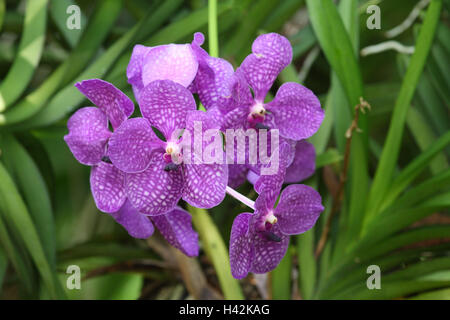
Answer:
[
  {"xmin": 226, "ymin": 186, "xmax": 255, "ymax": 210},
  {"xmin": 188, "ymin": 205, "xmax": 244, "ymax": 299},
  {"xmin": 208, "ymin": 0, "xmax": 219, "ymax": 57}
]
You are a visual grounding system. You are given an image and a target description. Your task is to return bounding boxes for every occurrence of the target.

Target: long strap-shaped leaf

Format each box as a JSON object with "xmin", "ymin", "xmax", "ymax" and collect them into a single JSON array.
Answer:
[
  {"xmin": 0, "ymin": 135, "xmax": 56, "ymax": 269},
  {"xmin": 0, "ymin": 0, "xmax": 48, "ymax": 111},
  {"xmin": 0, "ymin": 0, "xmax": 122, "ymax": 126},
  {"xmin": 306, "ymin": 0, "xmax": 369, "ymax": 245},
  {"xmin": 364, "ymin": 0, "xmax": 443, "ymax": 224},
  {"xmin": 0, "ymin": 162, "xmax": 64, "ymax": 299}
]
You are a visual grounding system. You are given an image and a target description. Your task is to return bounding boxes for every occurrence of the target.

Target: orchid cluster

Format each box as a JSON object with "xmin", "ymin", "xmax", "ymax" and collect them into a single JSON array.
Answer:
[{"xmin": 64, "ymin": 32, "xmax": 325, "ymax": 278}]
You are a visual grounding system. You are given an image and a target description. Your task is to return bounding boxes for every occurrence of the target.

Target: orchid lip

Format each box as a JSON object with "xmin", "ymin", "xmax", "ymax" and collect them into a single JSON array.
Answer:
[{"xmin": 163, "ymin": 141, "xmax": 183, "ymax": 164}]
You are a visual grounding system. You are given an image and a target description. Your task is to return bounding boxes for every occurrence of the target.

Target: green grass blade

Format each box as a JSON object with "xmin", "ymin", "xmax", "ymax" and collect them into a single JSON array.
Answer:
[
  {"xmin": 0, "ymin": 0, "xmax": 122, "ymax": 126},
  {"xmin": 306, "ymin": 0, "xmax": 369, "ymax": 246},
  {"xmin": 410, "ymin": 287, "xmax": 450, "ymax": 299},
  {"xmin": 0, "ymin": 213, "xmax": 35, "ymax": 294},
  {"xmin": 0, "ymin": 0, "xmax": 48, "ymax": 111},
  {"xmin": 271, "ymin": 246, "xmax": 292, "ymax": 299},
  {"xmin": 0, "ymin": 135, "xmax": 56, "ymax": 269},
  {"xmin": 188, "ymin": 205, "xmax": 244, "ymax": 300},
  {"xmin": 379, "ymin": 131, "xmax": 450, "ymax": 213},
  {"xmin": 364, "ymin": 0, "xmax": 443, "ymax": 224},
  {"xmin": 49, "ymin": 0, "xmax": 85, "ymax": 48},
  {"xmin": 406, "ymin": 106, "xmax": 448, "ymax": 174},
  {"xmin": 223, "ymin": 0, "xmax": 279, "ymax": 60},
  {"xmin": 297, "ymin": 230, "xmax": 316, "ymax": 299},
  {"xmin": 0, "ymin": 162, "xmax": 63, "ymax": 299}
]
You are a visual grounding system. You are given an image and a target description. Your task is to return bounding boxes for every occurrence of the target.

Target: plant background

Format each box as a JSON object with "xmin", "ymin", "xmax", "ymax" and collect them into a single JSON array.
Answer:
[{"xmin": 0, "ymin": 0, "xmax": 448, "ymax": 300}]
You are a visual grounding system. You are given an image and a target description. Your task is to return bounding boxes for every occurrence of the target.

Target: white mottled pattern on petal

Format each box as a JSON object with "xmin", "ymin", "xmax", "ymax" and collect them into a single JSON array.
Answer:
[
  {"xmin": 182, "ymin": 162, "xmax": 228, "ymax": 208},
  {"xmin": 75, "ymin": 79, "xmax": 134, "ymax": 129},
  {"xmin": 108, "ymin": 117, "xmax": 163, "ymax": 173},
  {"xmin": 152, "ymin": 207, "xmax": 199, "ymax": 257},
  {"xmin": 90, "ymin": 162, "xmax": 126, "ymax": 213},
  {"xmin": 139, "ymin": 80, "xmax": 197, "ymax": 139},
  {"xmin": 249, "ymin": 224, "xmax": 290, "ymax": 274},
  {"xmin": 110, "ymin": 200, "xmax": 154, "ymax": 239},
  {"xmin": 229, "ymin": 213, "xmax": 254, "ymax": 279},
  {"xmin": 126, "ymin": 152, "xmax": 183, "ymax": 216},
  {"xmin": 240, "ymin": 33, "xmax": 292, "ymax": 101},
  {"xmin": 64, "ymin": 107, "xmax": 111, "ymax": 166},
  {"xmin": 275, "ymin": 184, "xmax": 324, "ymax": 235},
  {"xmin": 254, "ymin": 142, "xmax": 292, "ymax": 208},
  {"xmin": 266, "ymin": 82, "xmax": 324, "ymax": 140},
  {"xmin": 142, "ymin": 44, "xmax": 198, "ymax": 88},
  {"xmin": 182, "ymin": 111, "xmax": 228, "ymax": 208}
]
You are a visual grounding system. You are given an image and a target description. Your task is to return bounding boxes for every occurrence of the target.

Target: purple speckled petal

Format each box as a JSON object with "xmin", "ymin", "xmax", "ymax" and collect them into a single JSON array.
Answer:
[
  {"xmin": 229, "ymin": 213, "xmax": 254, "ymax": 279},
  {"xmin": 266, "ymin": 82, "xmax": 324, "ymax": 140},
  {"xmin": 228, "ymin": 164, "xmax": 249, "ymax": 189},
  {"xmin": 191, "ymin": 34, "xmax": 235, "ymax": 111},
  {"xmin": 275, "ymin": 184, "xmax": 324, "ymax": 235},
  {"xmin": 152, "ymin": 207, "xmax": 199, "ymax": 257},
  {"xmin": 108, "ymin": 117, "xmax": 163, "ymax": 173},
  {"xmin": 249, "ymin": 223, "xmax": 290, "ymax": 274},
  {"xmin": 75, "ymin": 79, "xmax": 134, "ymax": 129},
  {"xmin": 64, "ymin": 107, "xmax": 111, "ymax": 166},
  {"xmin": 139, "ymin": 80, "xmax": 197, "ymax": 139},
  {"xmin": 127, "ymin": 44, "xmax": 153, "ymax": 101},
  {"xmin": 221, "ymin": 104, "xmax": 249, "ymax": 130},
  {"xmin": 284, "ymin": 140, "xmax": 316, "ymax": 183},
  {"xmin": 240, "ymin": 33, "xmax": 292, "ymax": 101},
  {"xmin": 254, "ymin": 142, "xmax": 292, "ymax": 208},
  {"xmin": 110, "ymin": 200, "xmax": 154, "ymax": 239},
  {"xmin": 182, "ymin": 162, "xmax": 228, "ymax": 208},
  {"xmin": 142, "ymin": 44, "xmax": 198, "ymax": 88},
  {"xmin": 90, "ymin": 162, "xmax": 126, "ymax": 213},
  {"xmin": 126, "ymin": 151, "xmax": 183, "ymax": 216},
  {"xmin": 182, "ymin": 111, "xmax": 228, "ymax": 208}
]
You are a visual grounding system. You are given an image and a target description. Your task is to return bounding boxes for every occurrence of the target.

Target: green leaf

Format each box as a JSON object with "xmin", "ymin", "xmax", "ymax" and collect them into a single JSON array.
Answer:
[
  {"xmin": 379, "ymin": 131, "xmax": 450, "ymax": 213},
  {"xmin": 223, "ymin": 0, "xmax": 279, "ymax": 60},
  {"xmin": 49, "ymin": 0, "xmax": 85, "ymax": 48},
  {"xmin": 364, "ymin": 0, "xmax": 443, "ymax": 224},
  {"xmin": 0, "ymin": 135, "xmax": 56, "ymax": 269},
  {"xmin": 297, "ymin": 230, "xmax": 316, "ymax": 299},
  {"xmin": 306, "ymin": 0, "xmax": 369, "ymax": 247},
  {"xmin": 0, "ymin": 0, "xmax": 48, "ymax": 111},
  {"xmin": 0, "ymin": 0, "xmax": 122, "ymax": 126},
  {"xmin": 0, "ymin": 162, "xmax": 64, "ymax": 299},
  {"xmin": 188, "ymin": 205, "xmax": 244, "ymax": 300},
  {"xmin": 271, "ymin": 246, "xmax": 292, "ymax": 300},
  {"xmin": 0, "ymin": 247, "xmax": 6, "ymax": 292},
  {"xmin": 316, "ymin": 149, "xmax": 342, "ymax": 169},
  {"xmin": 406, "ymin": 106, "xmax": 448, "ymax": 174},
  {"xmin": 0, "ymin": 213, "xmax": 35, "ymax": 294},
  {"xmin": 410, "ymin": 287, "xmax": 450, "ymax": 300}
]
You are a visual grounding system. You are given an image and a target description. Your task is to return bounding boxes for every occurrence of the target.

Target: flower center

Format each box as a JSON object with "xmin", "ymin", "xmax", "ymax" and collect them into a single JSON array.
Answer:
[
  {"xmin": 247, "ymin": 102, "xmax": 266, "ymax": 124},
  {"xmin": 258, "ymin": 210, "xmax": 278, "ymax": 231},
  {"xmin": 164, "ymin": 141, "xmax": 182, "ymax": 164}
]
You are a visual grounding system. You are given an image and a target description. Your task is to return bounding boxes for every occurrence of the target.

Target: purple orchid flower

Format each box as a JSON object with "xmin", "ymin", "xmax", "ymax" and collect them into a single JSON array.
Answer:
[
  {"xmin": 200, "ymin": 33, "xmax": 324, "ymax": 142},
  {"xmin": 228, "ymin": 142, "xmax": 324, "ymax": 279},
  {"xmin": 127, "ymin": 38, "xmax": 199, "ymax": 102},
  {"xmin": 244, "ymin": 139, "xmax": 317, "ymax": 187},
  {"xmin": 64, "ymin": 79, "xmax": 134, "ymax": 213},
  {"xmin": 64, "ymin": 80, "xmax": 199, "ymax": 255},
  {"xmin": 107, "ymin": 79, "xmax": 228, "ymax": 215}
]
